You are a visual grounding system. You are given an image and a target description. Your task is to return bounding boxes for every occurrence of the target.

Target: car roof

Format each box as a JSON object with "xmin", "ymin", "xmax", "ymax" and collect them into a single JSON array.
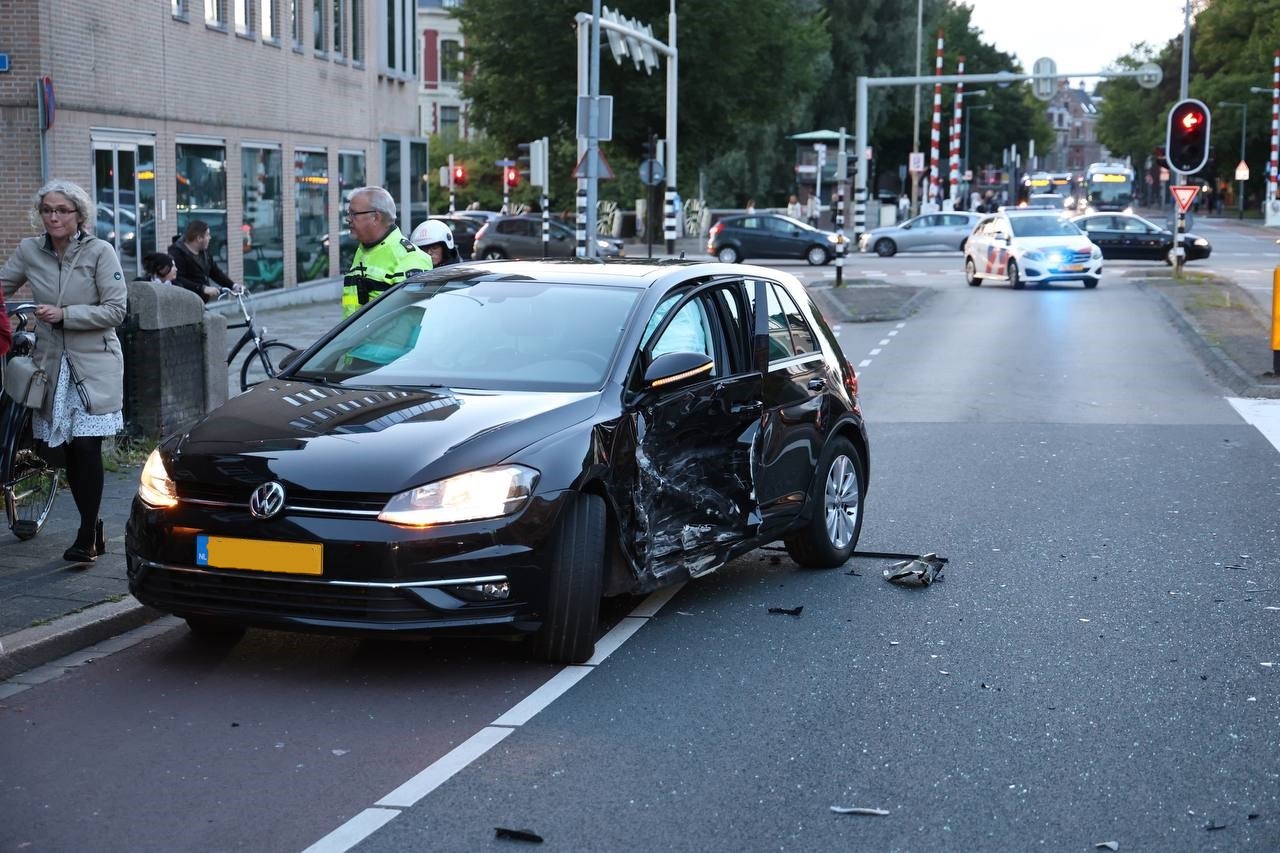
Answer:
[{"xmin": 446, "ymin": 258, "xmax": 799, "ymax": 291}]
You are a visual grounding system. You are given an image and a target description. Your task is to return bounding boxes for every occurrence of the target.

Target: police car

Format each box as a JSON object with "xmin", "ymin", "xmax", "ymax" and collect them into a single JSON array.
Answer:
[{"xmin": 963, "ymin": 210, "xmax": 1104, "ymax": 289}]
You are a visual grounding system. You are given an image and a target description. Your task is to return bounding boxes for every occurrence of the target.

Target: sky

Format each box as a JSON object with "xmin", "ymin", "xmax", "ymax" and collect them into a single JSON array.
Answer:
[{"xmin": 963, "ymin": 0, "xmax": 1192, "ymax": 84}]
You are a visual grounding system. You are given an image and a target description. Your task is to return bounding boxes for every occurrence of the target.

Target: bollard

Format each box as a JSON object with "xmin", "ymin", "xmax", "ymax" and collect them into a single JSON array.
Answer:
[{"xmin": 1272, "ymin": 266, "xmax": 1280, "ymax": 374}]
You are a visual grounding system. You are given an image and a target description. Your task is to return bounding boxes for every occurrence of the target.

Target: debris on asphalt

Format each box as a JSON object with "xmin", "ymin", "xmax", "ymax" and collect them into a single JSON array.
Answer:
[
  {"xmin": 883, "ymin": 553, "xmax": 947, "ymax": 586},
  {"xmin": 830, "ymin": 805, "xmax": 890, "ymax": 816},
  {"xmin": 1094, "ymin": 842, "xmax": 1119, "ymax": 851},
  {"xmin": 844, "ymin": 568, "xmax": 862, "ymax": 576},
  {"xmin": 495, "ymin": 827, "xmax": 544, "ymax": 843},
  {"xmin": 1204, "ymin": 821, "xmax": 1228, "ymax": 831},
  {"xmin": 768, "ymin": 606, "xmax": 803, "ymax": 617}
]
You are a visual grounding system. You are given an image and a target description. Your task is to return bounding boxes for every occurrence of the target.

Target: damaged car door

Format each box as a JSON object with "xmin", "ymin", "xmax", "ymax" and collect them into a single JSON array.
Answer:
[{"xmin": 622, "ymin": 281, "xmax": 762, "ymax": 585}]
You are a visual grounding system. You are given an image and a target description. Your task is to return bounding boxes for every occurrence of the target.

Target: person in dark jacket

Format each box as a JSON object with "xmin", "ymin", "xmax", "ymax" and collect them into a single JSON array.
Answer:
[{"xmin": 169, "ymin": 219, "xmax": 239, "ymax": 302}]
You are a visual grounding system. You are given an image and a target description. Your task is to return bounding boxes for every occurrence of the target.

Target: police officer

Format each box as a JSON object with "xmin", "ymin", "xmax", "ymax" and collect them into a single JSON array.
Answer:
[
  {"xmin": 342, "ymin": 186, "xmax": 431, "ymax": 317},
  {"xmin": 409, "ymin": 219, "xmax": 462, "ymax": 267}
]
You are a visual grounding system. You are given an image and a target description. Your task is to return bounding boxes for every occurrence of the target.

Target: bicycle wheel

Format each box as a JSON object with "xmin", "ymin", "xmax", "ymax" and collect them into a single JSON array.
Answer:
[
  {"xmin": 2, "ymin": 407, "xmax": 59, "ymax": 540},
  {"xmin": 240, "ymin": 341, "xmax": 299, "ymax": 392}
]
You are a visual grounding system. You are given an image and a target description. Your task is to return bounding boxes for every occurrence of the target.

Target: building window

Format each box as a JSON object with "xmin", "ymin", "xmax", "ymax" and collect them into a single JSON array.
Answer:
[
  {"xmin": 440, "ymin": 105, "xmax": 459, "ymax": 142},
  {"xmin": 380, "ymin": 0, "xmax": 415, "ymax": 79},
  {"xmin": 338, "ymin": 151, "xmax": 366, "ymax": 270},
  {"xmin": 440, "ymin": 39, "xmax": 461, "ymax": 84},
  {"xmin": 205, "ymin": 0, "xmax": 227, "ymax": 26},
  {"xmin": 382, "ymin": 138, "xmax": 401, "ymax": 215},
  {"xmin": 295, "ymin": 150, "xmax": 330, "ymax": 282},
  {"xmin": 350, "ymin": 0, "xmax": 364, "ymax": 64},
  {"xmin": 242, "ymin": 146, "xmax": 284, "ymax": 291},
  {"xmin": 332, "ymin": 0, "xmax": 345, "ymax": 56},
  {"xmin": 408, "ymin": 140, "xmax": 428, "ymax": 229},
  {"xmin": 234, "ymin": 0, "xmax": 252, "ymax": 34},
  {"xmin": 291, "ymin": 0, "xmax": 304, "ymax": 48},
  {"xmin": 261, "ymin": 0, "xmax": 278, "ymax": 41},
  {"xmin": 313, "ymin": 0, "xmax": 326, "ymax": 52},
  {"xmin": 173, "ymin": 0, "xmax": 189, "ymax": 19},
  {"xmin": 175, "ymin": 141, "xmax": 229, "ymax": 268}
]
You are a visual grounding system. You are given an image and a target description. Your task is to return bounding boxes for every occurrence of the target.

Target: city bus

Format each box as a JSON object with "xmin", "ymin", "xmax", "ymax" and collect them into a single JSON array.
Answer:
[{"xmin": 1082, "ymin": 163, "xmax": 1135, "ymax": 213}]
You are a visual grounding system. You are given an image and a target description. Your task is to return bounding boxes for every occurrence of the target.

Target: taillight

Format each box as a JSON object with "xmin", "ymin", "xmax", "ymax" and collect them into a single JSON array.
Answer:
[
  {"xmin": 709, "ymin": 222, "xmax": 723, "ymax": 237},
  {"xmin": 844, "ymin": 359, "xmax": 859, "ymax": 399},
  {"xmin": 475, "ymin": 223, "xmax": 489, "ymax": 240}
]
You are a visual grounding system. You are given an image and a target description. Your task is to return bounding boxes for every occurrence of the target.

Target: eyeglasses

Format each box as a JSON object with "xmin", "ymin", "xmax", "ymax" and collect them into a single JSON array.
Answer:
[
  {"xmin": 39, "ymin": 207, "xmax": 77, "ymax": 218},
  {"xmin": 345, "ymin": 209, "xmax": 378, "ymax": 220}
]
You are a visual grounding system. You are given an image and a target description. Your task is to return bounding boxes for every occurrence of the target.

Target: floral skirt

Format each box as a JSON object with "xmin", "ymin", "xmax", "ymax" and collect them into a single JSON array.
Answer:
[{"xmin": 33, "ymin": 355, "xmax": 123, "ymax": 448}]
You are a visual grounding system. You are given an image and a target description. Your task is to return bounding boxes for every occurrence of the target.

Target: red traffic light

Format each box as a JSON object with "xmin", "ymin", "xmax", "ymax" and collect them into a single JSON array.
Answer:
[
  {"xmin": 1165, "ymin": 99, "xmax": 1211, "ymax": 174},
  {"xmin": 504, "ymin": 166, "xmax": 520, "ymax": 188},
  {"xmin": 452, "ymin": 165, "xmax": 467, "ymax": 186}
]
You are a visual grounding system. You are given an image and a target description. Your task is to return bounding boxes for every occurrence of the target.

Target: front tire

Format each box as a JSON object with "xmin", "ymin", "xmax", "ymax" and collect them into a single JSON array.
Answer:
[
  {"xmin": 874, "ymin": 238, "xmax": 896, "ymax": 257},
  {"xmin": 240, "ymin": 341, "xmax": 298, "ymax": 392},
  {"xmin": 1083, "ymin": 277, "xmax": 1099, "ymax": 289},
  {"xmin": 964, "ymin": 256, "xmax": 981, "ymax": 287},
  {"xmin": 784, "ymin": 437, "xmax": 865, "ymax": 568},
  {"xmin": 1008, "ymin": 259, "xmax": 1025, "ymax": 289},
  {"xmin": 531, "ymin": 493, "xmax": 605, "ymax": 664},
  {"xmin": 806, "ymin": 245, "xmax": 830, "ymax": 266},
  {"xmin": 481, "ymin": 248, "xmax": 506, "ymax": 260}
]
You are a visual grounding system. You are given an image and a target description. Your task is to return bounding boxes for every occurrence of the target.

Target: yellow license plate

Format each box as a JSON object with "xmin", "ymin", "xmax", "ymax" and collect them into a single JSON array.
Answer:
[
  {"xmin": 1062, "ymin": 264, "xmax": 1084, "ymax": 272},
  {"xmin": 196, "ymin": 535, "xmax": 323, "ymax": 575}
]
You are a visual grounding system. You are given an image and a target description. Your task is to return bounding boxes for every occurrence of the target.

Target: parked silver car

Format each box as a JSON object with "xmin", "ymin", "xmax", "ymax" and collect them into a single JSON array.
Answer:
[{"xmin": 858, "ymin": 211, "xmax": 982, "ymax": 256}]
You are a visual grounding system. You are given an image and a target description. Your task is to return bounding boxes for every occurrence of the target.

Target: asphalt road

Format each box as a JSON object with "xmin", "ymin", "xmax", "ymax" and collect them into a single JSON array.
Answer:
[{"xmin": 3, "ymin": 235, "xmax": 1279, "ymax": 851}]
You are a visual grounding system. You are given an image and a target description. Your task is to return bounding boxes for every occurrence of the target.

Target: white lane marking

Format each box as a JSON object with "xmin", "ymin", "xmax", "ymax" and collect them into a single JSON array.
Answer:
[
  {"xmin": 376, "ymin": 726, "xmax": 515, "ymax": 808},
  {"xmin": 878, "ymin": 339, "xmax": 890, "ymax": 345},
  {"xmin": 869, "ymin": 348, "xmax": 882, "ymax": 355},
  {"xmin": 858, "ymin": 359, "xmax": 872, "ymax": 368},
  {"xmin": 853, "ymin": 322, "xmax": 907, "ymax": 373},
  {"xmin": 307, "ymin": 584, "xmax": 684, "ymax": 851},
  {"xmin": 863, "ymin": 271, "xmax": 888, "ymax": 278},
  {"xmin": 888, "ymin": 329, "xmax": 900, "ymax": 336},
  {"xmin": 491, "ymin": 666, "xmax": 594, "ymax": 727},
  {"xmin": 1228, "ymin": 398, "xmax": 1280, "ymax": 454},
  {"xmin": 301, "ymin": 809, "xmax": 400, "ymax": 853}
]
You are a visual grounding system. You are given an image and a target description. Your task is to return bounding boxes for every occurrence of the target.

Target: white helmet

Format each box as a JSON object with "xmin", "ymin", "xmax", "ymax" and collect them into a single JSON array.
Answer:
[{"xmin": 410, "ymin": 219, "xmax": 455, "ymax": 251}]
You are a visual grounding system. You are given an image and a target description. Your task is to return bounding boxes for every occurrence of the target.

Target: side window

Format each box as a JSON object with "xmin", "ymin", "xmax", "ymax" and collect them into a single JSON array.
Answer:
[
  {"xmin": 772, "ymin": 283, "xmax": 818, "ymax": 357},
  {"xmin": 644, "ymin": 294, "xmax": 713, "ymax": 364}
]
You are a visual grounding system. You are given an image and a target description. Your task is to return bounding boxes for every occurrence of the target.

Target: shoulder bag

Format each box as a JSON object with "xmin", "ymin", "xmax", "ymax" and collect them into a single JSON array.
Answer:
[{"xmin": 3, "ymin": 355, "xmax": 49, "ymax": 409}]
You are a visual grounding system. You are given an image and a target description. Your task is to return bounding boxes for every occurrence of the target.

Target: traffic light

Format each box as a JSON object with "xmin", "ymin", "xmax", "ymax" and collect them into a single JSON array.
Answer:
[
  {"xmin": 516, "ymin": 139, "xmax": 547, "ymax": 188},
  {"xmin": 1165, "ymin": 99, "xmax": 1211, "ymax": 174},
  {"xmin": 452, "ymin": 164, "xmax": 467, "ymax": 187},
  {"xmin": 504, "ymin": 166, "xmax": 520, "ymax": 188}
]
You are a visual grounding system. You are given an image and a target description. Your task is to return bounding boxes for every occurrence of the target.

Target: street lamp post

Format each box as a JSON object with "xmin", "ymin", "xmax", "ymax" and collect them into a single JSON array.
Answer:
[
  {"xmin": 964, "ymin": 100, "xmax": 993, "ymax": 201},
  {"xmin": 1219, "ymin": 101, "xmax": 1247, "ymax": 219}
]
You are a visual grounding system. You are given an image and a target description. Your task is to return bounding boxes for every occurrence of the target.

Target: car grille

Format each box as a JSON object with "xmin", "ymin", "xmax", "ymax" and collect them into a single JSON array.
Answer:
[
  {"xmin": 136, "ymin": 565, "xmax": 442, "ymax": 623},
  {"xmin": 177, "ymin": 482, "xmax": 387, "ymax": 513},
  {"xmin": 1067, "ymin": 249, "xmax": 1092, "ymax": 264}
]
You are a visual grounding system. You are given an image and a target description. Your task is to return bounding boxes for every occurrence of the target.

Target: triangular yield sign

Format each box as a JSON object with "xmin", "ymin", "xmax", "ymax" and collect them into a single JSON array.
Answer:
[
  {"xmin": 1170, "ymin": 185, "xmax": 1198, "ymax": 214},
  {"xmin": 572, "ymin": 148, "xmax": 616, "ymax": 181}
]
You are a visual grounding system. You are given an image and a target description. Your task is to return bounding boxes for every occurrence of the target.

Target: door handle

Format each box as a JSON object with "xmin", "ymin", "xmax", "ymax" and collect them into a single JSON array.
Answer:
[
  {"xmin": 731, "ymin": 401, "xmax": 763, "ymax": 415},
  {"xmin": 807, "ymin": 378, "xmax": 827, "ymax": 391}
]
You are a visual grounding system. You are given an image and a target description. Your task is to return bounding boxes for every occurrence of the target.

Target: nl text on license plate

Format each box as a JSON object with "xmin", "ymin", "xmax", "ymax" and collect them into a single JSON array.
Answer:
[{"xmin": 196, "ymin": 535, "xmax": 323, "ymax": 575}]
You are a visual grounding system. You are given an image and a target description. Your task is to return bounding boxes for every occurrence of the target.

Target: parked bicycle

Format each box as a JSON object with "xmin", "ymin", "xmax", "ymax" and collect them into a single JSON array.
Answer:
[
  {"xmin": 0, "ymin": 303, "xmax": 60, "ymax": 540},
  {"xmin": 220, "ymin": 287, "xmax": 298, "ymax": 392}
]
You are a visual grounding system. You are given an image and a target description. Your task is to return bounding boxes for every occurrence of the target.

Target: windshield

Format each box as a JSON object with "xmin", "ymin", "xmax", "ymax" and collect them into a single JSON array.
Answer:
[
  {"xmin": 1088, "ymin": 177, "xmax": 1133, "ymax": 208},
  {"xmin": 292, "ymin": 273, "xmax": 642, "ymax": 391},
  {"xmin": 1009, "ymin": 216, "xmax": 1082, "ymax": 238}
]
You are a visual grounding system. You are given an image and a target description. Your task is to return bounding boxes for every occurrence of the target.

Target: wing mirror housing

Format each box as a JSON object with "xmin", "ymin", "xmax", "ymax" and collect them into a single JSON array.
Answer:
[{"xmin": 644, "ymin": 351, "xmax": 714, "ymax": 391}]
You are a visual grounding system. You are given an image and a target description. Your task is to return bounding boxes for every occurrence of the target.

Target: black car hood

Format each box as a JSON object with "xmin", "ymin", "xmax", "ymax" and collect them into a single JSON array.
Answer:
[{"xmin": 170, "ymin": 381, "xmax": 601, "ymax": 494}]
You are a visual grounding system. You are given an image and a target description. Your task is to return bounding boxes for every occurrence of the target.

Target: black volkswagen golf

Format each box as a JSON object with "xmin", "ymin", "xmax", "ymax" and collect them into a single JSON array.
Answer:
[{"xmin": 127, "ymin": 260, "xmax": 869, "ymax": 663}]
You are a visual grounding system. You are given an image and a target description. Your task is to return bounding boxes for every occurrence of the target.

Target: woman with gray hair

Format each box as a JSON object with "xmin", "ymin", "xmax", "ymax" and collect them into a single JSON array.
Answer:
[{"xmin": 0, "ymin": 179, "xmax": 128, "ymax": 564}]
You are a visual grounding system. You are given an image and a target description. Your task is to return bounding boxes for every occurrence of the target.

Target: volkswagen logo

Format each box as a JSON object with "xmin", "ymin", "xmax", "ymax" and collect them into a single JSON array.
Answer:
[{"xmin": 249, "ymin": 481, "xmax": 287, "ymax": 520}]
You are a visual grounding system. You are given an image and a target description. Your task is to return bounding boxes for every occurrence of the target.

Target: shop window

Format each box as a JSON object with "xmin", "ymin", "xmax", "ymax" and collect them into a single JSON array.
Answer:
[
  {"xmin": 175, "ymin": 141, "xmax": 229, "ymax": 268},
  {"xmin": 338, "ymin": 151, "xmax": 366, "ymax": 271},
  {"xmin": 295, "ymin": 150, "xmax": 330, "ymax": 282},
  {"xmin": 243, "ymin": 147, "xmax": 284, "ymax": 290}
]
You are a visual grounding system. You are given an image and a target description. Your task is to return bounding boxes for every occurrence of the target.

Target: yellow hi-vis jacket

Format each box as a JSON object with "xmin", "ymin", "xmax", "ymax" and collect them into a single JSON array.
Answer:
[{"xmin": 342, "ymin": 226, "xmax": 432, "ymax": 317}]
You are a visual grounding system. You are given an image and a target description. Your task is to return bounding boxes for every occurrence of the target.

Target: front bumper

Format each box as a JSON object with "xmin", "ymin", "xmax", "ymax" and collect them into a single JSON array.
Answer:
[
  {"xmin": 1020, "ymin": 256, "xmax": 1103, "ymax": 283},
  {"xmin": 125, "ymin": 491, "xmax": 573, "ymax": 637}
]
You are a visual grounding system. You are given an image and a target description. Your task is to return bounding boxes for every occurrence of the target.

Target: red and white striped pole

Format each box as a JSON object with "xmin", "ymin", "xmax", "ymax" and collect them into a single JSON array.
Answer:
[
  {"xmin": 927, "ymin": 30, "xmax": 945, "ymax": 206},
  {"xmin": 1270, "ymin": 50, "xmax": 1279, "ymax": 203},
  {"xmin": 948, "ymin": 56, "xmax": 965, "ymax": 208}
]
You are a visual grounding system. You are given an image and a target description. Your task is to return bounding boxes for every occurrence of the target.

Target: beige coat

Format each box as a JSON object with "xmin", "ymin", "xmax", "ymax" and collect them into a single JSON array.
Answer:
[{"xmin": 1, "ymin": 231, "xmax": 128, "ymax": 417}]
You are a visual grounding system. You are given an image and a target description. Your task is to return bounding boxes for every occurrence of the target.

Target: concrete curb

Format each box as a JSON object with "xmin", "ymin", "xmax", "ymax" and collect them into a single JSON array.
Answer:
[
  {"xmin": 0, "ymin": 599, "xmax": 162, "ymax": 681},
  {"xmin": 1135, "ymin": 279, "xmax": 1280, "ymax": 400}
]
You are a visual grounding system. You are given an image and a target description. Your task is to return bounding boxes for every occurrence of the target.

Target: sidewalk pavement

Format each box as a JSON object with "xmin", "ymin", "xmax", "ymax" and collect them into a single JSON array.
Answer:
[{"xmin": 3, "ymin": 234, "xmax": 1278, "ymax": 681}]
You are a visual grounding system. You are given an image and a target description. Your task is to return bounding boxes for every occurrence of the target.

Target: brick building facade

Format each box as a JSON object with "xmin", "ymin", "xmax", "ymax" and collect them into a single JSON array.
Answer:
[{"xmin": 0, "ymin": 0, "xmax": 427, "ymax": 290}]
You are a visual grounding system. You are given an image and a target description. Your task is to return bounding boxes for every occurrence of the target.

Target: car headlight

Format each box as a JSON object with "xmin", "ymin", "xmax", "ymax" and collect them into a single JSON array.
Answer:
[
  {"xmin": 827, "ymin": 233, "xmax": 841, "ymax": 243},
  {"xmin": 1194, "ymin": 238, "xmax": 1209, "ymax": 247},
  {"xmin": 595, "ymin": 238, "xmax": 613, "ymax": 250},
  {"xmin": 378, "ymin": 464, "xmax": 538, "ymax": 526},
  {"xmin": 138, "ymin": 448, "xmax": 179, "ymax": 508},
  {"xmin": 1024, "ymin": 250, "xmax": 1044, "ymax": 261}
]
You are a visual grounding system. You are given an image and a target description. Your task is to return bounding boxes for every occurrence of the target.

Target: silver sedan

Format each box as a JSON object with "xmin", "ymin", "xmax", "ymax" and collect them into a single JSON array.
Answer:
[{"xmin": 858, "ymin": 211, "xmax": 982, "ymax": 256}]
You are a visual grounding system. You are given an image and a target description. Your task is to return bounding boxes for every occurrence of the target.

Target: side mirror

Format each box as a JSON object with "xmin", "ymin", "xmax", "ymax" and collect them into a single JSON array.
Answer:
[
  {"xmin": 278, "ymin": 348, "xmax": 304, "ymax": 372},
  {"xmin": 644, "ymin": 351, "xmax": 713, "ymax": 391},
  {"xmin": 993, "ymin": 231, "xmax": 1009, "ymax": 242}
]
